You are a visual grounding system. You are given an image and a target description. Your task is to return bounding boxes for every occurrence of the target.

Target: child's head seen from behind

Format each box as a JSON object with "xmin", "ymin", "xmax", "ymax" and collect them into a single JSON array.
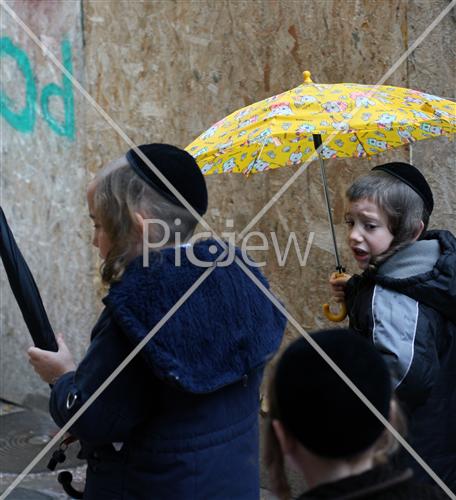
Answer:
[
  {"xmin": 345, "ymin": 162, "xmax": 433, "ymax": 270},
  {"xmin": 264, "ymin": 328, "xmax": 400, "ymax": 499},
  {"xmin": 88, "ymin": 144, "xmax": 208, "ymax": 284}
]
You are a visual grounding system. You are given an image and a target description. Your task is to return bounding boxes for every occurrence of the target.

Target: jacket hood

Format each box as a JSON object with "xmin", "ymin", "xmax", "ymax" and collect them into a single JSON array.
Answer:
[
  {"xmin": 103, "ymin": 239, "xmax": 286, "ymax": 393},
  {"xmin": 378, "ymin": 239, "xmax": 440, "ymax": 279},
  {"xmin": 375, "ymin": 230, "xmax": 456, "ymax": 323}
]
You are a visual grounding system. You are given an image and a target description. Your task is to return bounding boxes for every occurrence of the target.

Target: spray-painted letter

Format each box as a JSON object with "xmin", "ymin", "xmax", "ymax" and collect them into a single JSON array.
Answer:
[
  {"xmin": 0, "ymin": 37, "xmax": 36, "ymax": 133},
  {"xmin": 41, "ymin": 39, "xmax": 75, "ymax": 139}
]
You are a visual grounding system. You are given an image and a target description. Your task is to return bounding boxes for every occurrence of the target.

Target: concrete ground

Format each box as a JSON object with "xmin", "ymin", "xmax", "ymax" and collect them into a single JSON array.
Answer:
[
  {"xmin": 0, "ymin": 401, "xmax": 280, "ymax": 499},
  {"xmin": 1, "ymin": 473, "xmax": 277, "ymax": 499},
  {"xmin": 1, "ymin": 471, "xmax": 277, "ymax": 499}
]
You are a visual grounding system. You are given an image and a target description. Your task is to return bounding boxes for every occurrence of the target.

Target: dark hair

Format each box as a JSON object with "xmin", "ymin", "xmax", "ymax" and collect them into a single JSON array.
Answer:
[{"xmin": 346, "ymin": 171, "xmax": 430, "ymax": 267}]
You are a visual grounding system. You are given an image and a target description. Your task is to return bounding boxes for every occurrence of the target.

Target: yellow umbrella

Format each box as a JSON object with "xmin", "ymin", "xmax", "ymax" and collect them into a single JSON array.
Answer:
[
  {"xmin": 186, "ymin": 72, "xmax": 456, "ymax": 321},
  {"xmin": 187, "ymin": 71, "xmax": 455, "ymax": 176}
]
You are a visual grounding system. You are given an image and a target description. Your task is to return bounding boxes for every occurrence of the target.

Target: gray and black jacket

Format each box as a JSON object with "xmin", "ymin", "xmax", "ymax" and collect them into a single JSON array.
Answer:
[{"xmin": 346, "ymin": 230, "xmax": 456, "ymax": 490}]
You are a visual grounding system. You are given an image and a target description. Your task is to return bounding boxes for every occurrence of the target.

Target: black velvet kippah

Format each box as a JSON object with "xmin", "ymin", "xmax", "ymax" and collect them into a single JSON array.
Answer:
[
  {"xmin": 126, "ymin": 144, "xmax": 208, "ymax": 215},
  {"xmin": 275, "ymin": 329, "xmax": 392, "ymax": 459},
  {"xmin": 372, "ymin": 162, "xmax": 434, "ymax": 214}
]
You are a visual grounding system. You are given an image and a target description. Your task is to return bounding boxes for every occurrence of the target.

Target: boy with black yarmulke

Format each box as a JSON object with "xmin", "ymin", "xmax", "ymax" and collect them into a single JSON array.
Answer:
[
  {"xmin": 265, "ymin": 328, "xmax": 448, "ymax": 499},
  {"xmin": 329, "ymin": 163, "xmax": 456, "ymax": 488}
]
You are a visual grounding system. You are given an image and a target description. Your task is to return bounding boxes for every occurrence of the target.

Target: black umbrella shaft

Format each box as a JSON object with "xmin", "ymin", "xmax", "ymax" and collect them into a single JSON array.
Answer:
[
  {"xmin": 0, "ymin": 207, "xmax": 57, "ymax": 351},
  {"xmin": 313, "ymin": 135, "xmax": 344, "ymax": 273}
]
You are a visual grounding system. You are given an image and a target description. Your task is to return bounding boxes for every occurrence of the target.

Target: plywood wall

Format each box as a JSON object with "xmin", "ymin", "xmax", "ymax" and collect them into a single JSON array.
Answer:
[
  {"xmin": 1, "ymin": 0, "xmax": 96, "ymax": 407},
  {"xmin": 1, "ymin": 0, "xmax": 454, "ymax": 407}
]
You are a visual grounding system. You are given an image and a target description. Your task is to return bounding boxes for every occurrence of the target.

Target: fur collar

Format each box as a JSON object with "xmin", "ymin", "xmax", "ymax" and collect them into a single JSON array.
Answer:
[{"xmin": 103, "ymin": 239, "xmax": 286, "ymax": 393}]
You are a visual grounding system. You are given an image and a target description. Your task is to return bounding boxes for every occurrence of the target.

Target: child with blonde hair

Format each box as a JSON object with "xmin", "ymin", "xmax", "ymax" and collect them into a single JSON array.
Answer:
[{"xmin": 28, "ymin": 144, "xmax": 286, "ymax": 499}]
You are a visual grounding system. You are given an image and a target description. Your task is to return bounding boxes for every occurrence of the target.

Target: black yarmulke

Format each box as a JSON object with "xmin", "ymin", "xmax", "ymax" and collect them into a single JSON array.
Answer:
[
  {"xmin": 275, "ymin": 329, "xmax": 392, "ymax": 459},
  {"xmin": 126, "ymin": 144, "xmax": 208, "ymax": 215},
  {"xmin": 372, "ymin": 162, "xmax": 434, "ymax": 214}
]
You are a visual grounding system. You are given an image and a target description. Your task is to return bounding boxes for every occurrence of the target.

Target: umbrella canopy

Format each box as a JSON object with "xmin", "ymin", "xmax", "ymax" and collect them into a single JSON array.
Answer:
[
  {"xmin": 186, "ymin": 72, "xmax": 455, "ymax": 322},
  {"xmin": 186, "ymin": 71, "xmax": 455, "ymax": 175},
  {"xmin": 0, "ymin": 206, "xmax": 57, "ymax": 351}
]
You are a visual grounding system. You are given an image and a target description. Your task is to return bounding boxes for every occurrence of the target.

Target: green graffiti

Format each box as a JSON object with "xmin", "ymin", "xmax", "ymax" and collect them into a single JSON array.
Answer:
[
  {"xmin": 0, "ymin": 37, "xmax": 75, "ymax": 140},
  {"xmin": 41, "ymin": 39, "xmax": 75, "ymax": 139},
  {"xmin": 0, "ymin": 37, "xmax": 37, "ymax": 133}
]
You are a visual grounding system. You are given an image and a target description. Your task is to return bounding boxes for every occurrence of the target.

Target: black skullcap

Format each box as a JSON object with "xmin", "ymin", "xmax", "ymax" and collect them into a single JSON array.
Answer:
[
  {"xmin": 372, "ymin": 162, "xmax": 433, "ymax": 214},
  {"xmin": 126, "ymin": 144, "xmax": 208, "ymax": 215},
  {"xmin": 275, "ymin": 329, "xmax": 392, "ymax": 459}
]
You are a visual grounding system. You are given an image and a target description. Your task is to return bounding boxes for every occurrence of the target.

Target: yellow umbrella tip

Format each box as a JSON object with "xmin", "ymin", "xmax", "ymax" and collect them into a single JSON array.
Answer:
[
  {"xmin": 303, "ymin": 70, "xmax": 313, "ymax": 83},
  {"xmin": 421, "ymin": 102, "xmax": 434, "ymax": 114}
]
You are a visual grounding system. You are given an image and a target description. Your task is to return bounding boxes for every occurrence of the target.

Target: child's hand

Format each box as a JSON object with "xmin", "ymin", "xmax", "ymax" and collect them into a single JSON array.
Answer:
[
  {"xmin": 329, "ymin": 272, "xmax": 352, "ymax": 303},
  {"xmin": 27, "ymin": 334, "xmax": 76, "ymax": 384}
]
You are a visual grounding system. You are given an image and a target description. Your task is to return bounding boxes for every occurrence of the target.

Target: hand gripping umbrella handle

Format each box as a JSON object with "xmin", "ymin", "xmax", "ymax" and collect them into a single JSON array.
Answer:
[
  {"xmin": 323, "ymin": 301, "xmax": 347, "ymax": 322},
  {"xmin": 323, "ymin": 271, "xmax": 350, "ymax": 322}
]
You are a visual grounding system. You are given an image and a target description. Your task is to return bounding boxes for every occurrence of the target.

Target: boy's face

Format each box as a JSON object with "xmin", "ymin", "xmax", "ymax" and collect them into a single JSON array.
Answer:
[
  {"xmin": 87, "ymin": 183, "xmax": 112, "ymax": 260},
  {"xmin": 345, "ymin": 198, "xmax": 394, "ymax": 270}
]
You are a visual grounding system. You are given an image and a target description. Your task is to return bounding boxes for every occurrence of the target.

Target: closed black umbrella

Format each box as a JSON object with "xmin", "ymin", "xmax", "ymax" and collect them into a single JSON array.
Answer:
[
  {"xmin": 0, "ymin": 207, "xmax": 84, "ymax": 498},
  {"xmin": 0, "ymin": 206, "xmax": 57, "ymax": 351}
]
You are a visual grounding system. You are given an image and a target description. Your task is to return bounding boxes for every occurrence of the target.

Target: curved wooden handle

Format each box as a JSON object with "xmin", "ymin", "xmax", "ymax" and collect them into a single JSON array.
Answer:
[{"xmin": 323, "ymin": 301, "xmax": 347, "ymax": 322}]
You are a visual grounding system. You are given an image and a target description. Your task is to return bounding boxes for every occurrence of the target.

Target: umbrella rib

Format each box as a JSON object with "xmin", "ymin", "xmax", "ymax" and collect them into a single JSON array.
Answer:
[
  {"xmin": 251, "ymin": 141, "xmax": 266, "ymax": 175},
  {"xmin": 353, "ymin": 133, "xmax": 369, "ymax": 157}
]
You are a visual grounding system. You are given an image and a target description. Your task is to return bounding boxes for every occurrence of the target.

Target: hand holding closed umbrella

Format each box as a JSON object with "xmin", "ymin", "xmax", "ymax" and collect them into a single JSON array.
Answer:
[{"xmin": 27, "ymin": 333, "xmax": 76, "ymax": 384}]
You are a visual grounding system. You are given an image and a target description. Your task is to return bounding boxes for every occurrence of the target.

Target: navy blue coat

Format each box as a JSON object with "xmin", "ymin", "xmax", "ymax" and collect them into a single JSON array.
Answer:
[
  {"xmin": 50, "ymin": 240, "xmax": 286, "ymax": 499},
  {"xmin": 346, "ymin": 230, "xmax": 456, "ymax": 489}
]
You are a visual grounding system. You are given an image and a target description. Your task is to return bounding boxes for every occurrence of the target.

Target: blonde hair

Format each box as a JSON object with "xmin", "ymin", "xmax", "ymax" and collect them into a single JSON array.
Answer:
[
  {"xmin": 92, "ymin": 157, "xmax": 198, "ymax": 284},
  {"xmin": 371, "ymin": 398, "xmax": 406, "ymax": 466}
]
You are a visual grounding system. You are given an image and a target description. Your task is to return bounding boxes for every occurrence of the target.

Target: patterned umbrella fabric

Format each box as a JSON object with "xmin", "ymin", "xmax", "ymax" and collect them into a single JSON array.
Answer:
[{"xmin": 186, "ymin": 71, "xmax": 456, "ymax": 175}]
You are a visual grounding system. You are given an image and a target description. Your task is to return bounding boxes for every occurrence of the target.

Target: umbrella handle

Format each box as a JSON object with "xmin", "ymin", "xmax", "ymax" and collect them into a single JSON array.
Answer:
[
  {"xmin": 58, "ymin": 471, "xmax": 84, "ymax": 499},
  {"xmin": 324, "ymin": 271, "xmax": 350, "ymax": 322},
  {"xmin": 323, "ymin": 301, "xmax": 347, "ymax": 322}
]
